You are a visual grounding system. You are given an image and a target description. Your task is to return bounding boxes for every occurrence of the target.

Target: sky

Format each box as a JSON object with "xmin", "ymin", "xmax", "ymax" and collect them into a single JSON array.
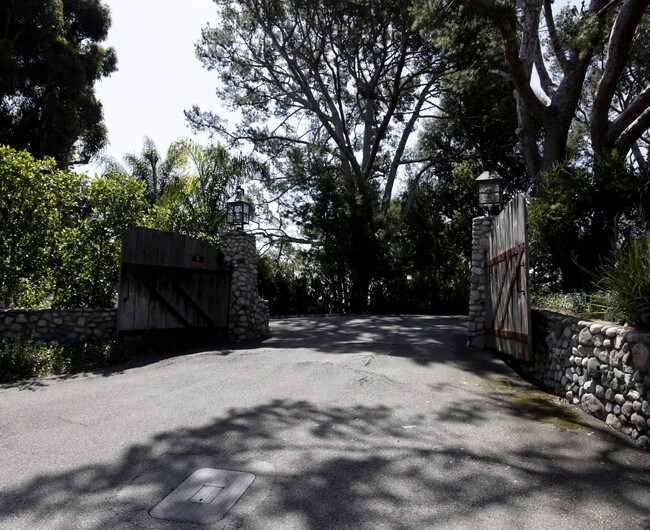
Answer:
[
  {"xmin": 85, "ymin": 0, "xmax": 585, "ymax": 177},
  {"xmin": 87, "ymin": 0, "xmax": 222, "ymax": 171}
]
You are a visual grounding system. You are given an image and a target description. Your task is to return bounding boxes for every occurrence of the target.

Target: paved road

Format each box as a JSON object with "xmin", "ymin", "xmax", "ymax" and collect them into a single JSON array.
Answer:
[{"xmin": 1, "ymin": 315, "xmax": 649, "ymax": 529}]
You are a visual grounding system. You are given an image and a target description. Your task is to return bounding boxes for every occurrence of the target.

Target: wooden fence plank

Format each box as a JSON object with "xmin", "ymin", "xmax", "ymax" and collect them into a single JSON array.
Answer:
[
  {"xmin": 117, "ymin": 228, "xmax": 231, "ymax": 334},
  {"xmin": 485, "ymin": 194, "xmax": 531, "ymax": 360}
]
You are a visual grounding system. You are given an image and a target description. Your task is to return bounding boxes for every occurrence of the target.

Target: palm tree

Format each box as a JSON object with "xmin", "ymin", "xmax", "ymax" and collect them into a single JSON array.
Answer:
[
  {"xmin": 123, "ymin": 137, "xmax": 184, "ymax": 202},
  {"xmin": 153, "ymin": 140, "xmax": 263, "ymax": 241}
]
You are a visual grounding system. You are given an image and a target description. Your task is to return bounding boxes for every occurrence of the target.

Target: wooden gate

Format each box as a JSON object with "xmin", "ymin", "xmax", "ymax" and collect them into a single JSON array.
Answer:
[
  {"xmin": 117, "ymin": 227, "xmax": 231, "ymax": 335},
  {"xmin": 485, "ymin": 193, "xmax": 531, "ymax": 360}
]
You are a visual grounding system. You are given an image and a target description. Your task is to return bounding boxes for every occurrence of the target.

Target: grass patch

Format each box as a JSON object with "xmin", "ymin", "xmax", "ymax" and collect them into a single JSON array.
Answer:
[{"xmin": 486, "ymin": 376, "xmax": 591, "ymax": 431}]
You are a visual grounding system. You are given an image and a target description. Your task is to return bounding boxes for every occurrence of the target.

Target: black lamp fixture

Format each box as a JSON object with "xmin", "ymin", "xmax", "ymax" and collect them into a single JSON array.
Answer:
[
  {"xmin": 226, "ymin": 186, "xmax": 250, "ymax": 230},
  {"xmin": 476, "ymin": 170, "xmax": 503, "ymax": 212}
]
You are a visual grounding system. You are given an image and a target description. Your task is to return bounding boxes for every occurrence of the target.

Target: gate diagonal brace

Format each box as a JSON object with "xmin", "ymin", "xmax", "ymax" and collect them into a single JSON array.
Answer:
[
  {"xmin": 497, "ymin": 249, "xmax": 525, "ymax": 333},
  {"xmin": 129, "ymin": 269, "xmax": 194, "ymax": 328},
  {"xmin": 486, "ymin": 242, "xmax": 525, "ymax": 333},
  {"xmin": 160, "ymin": 271, "xmax": 219, "ymax": 328}
]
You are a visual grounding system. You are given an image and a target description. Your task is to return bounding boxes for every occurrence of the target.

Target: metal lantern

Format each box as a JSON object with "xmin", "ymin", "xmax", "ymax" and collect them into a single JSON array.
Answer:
[
  {"xmin": 476, "ymin": 170, "xmax": 503, "ymax": 210},
  {"xmin": 226, "ymin": 186, "xmax": 250, "ymax": 230}
]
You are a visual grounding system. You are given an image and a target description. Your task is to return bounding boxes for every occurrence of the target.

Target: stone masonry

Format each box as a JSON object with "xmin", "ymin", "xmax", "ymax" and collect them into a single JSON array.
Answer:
[
  {"xmin": 523, "ymin": 310, "xmax": 650, "ymax": 450},
  {"xmin": 220, "ymin": 230, "xmax": 271, "ymax": 342},
  {"xmin": 467, "ymin": 215, "xmax": 494, "ymax": 348},
  {"xmin": 0, "ymin": 309, "xmax": 117, "ymax": 345}
]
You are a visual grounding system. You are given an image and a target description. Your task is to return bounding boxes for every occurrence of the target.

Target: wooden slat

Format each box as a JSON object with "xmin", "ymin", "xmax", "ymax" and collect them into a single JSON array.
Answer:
[
  {"xmin": 117, "ymin": 228, "xmax": 231, "ymax": 333},
  {"xmin": 485, "ymin": 194, "xmax": 531, "ymax": 360}
]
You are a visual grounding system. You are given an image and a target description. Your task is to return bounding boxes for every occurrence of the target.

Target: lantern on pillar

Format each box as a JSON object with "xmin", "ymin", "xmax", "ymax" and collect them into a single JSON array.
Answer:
[
  {"xmin": 226, "ymin": 186, "xmax": 250, "ymax": 230},
  {"xmin": 476, "ymin": 170, "xmax": 503, "ymax": 212}
]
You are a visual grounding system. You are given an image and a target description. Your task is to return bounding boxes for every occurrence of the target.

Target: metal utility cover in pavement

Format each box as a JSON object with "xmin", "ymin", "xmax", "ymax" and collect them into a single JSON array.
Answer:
[{"xmin": 150, "ymin": 468, "xmax": 256, "ymax": 525}]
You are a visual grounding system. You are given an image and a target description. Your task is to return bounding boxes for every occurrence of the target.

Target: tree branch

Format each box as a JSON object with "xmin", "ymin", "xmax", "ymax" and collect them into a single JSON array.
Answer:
[
  {"xmin": 615, "ymin": 105, "xmax": 650, "ymax": 155},
  {"xmin": 248, "ymin": 225, "xmax": 314, "ymax": 246},
  {"xmin": 493, "ymin": 9, "xmax": 549, "ymax": 122},
  {"xmin": 591, "ymin": 0, "xmax": 650, "ymax": 152},
  {"xmin": 542, "ymin": 0, "xmax": 568, "ymax": 72},
  {"xmin": 534, "ymin": 34, "xmax": 557, "ymax": 97},
  {"xmin": 608, "ymin": 84, "xmax": 650, "ymax": 144}
]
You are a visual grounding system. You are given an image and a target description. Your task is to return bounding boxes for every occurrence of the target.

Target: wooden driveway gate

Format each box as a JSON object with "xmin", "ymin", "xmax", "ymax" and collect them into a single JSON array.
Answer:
[
  {"xmin": 485, "ymin": 193, "xmax": 531, "ymax": 360},
  {"xmin": 117, "ymin": 227, "xmax": 231, "ymax": 335}
]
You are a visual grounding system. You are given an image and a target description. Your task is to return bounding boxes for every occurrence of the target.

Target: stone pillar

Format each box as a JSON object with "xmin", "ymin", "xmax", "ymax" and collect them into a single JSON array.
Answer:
[
  {"xmin": 220, "ymin": 231, "xmax": 271, "ymax": 342},
  {"xmin": 467, "ymin": 215, "xmax": 494, "ymax": 348}
]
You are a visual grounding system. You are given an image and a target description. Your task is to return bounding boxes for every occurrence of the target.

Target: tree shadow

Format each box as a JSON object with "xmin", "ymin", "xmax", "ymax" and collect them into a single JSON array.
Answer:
[
  {"xmin": 264, "ymin": 315, "xmax": 511, "ymax": 378},
  {"xmin": 1, "ymin": 398, "xmax": 649, "ymax": 529},
  {"xmin": 0, "ymin": 378, "xmax": 49, "ymax": 392},
  {"xmin": 2, "ymin": 315, "xmax": 492, "ymax": 389}
]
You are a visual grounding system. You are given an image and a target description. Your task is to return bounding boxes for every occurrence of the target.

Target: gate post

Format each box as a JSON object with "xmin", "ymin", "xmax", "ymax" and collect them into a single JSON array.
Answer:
[
  {"xmin": 468, "ymin": 215, "xmax": 494, "ymax": 348},
  {"xmin": 220, "ymin": 231, "xmax": 271, "ymax": 342}
]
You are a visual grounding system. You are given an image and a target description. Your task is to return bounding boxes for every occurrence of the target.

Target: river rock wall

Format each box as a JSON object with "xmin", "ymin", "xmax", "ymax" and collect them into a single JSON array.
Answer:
[
  {"xmin": 0, "ymin": 309, "xmax": 117, "ymax": 344},
  {"xmin": 220, "ymin": 231, "xmax": 271, "ymax": 342},
  {"xmin": 523, "ymin": 310, "xmax": 649, "ymax": 450}
]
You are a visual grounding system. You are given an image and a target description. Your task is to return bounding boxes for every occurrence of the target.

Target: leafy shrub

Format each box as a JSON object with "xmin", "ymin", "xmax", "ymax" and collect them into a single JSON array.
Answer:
[
  {"xmin": 592, "ymin": 234, "xmax": 650, "ymax": 328},
  {"xmin": 0, "ymin": 339, "xmax": 69, "ymax": 381},
  {"xmin": 0, "ymin": 334, "xmax": 224, "ymax": 382},
  {"xmin": 0, "ymin": 146, "xmax": 82, "ymax": 308},
  {"xmin": 531, "ymin": 290, "xmax": 593, "ymax": 317}
]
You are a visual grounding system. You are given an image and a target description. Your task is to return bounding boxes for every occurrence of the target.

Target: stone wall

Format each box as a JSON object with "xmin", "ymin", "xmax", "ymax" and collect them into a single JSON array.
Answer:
[
  {"xmin": 523, "ymin": 310, "xmax": 649, "ymax": 450},
  {"xmin": 1, "ymin": 231, "xmax": 271, "ymax": 346},
  {"xmin": 0, "ymin": 309, "xmax": 117, "ymax": 344},
  {"xmin": 467, "ymin": 215, "xmax": 494, "ymax": 348},
  {"xmin": 467, "ymin": 213, "xmax": 649, "ymax": 449},
  {"xmin": 220, "ymin": 231, "xmax": 271, "ymax": 342}
]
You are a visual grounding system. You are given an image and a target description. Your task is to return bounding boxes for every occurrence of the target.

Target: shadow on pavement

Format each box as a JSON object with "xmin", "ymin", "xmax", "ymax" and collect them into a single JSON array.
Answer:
[
  {"xmin": 1, "ymin": 396, "xmax": 649, "ymax": 529},
  {"xmin": 263, "ymin": 315, "xmax": 513, "ymax": 378}
]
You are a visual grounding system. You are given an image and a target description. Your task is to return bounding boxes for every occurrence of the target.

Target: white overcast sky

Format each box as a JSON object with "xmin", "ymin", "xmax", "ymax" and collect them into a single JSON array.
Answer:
[{"xmin": 90, "ymin": 0, "xmax": 221, "ymax": 169}]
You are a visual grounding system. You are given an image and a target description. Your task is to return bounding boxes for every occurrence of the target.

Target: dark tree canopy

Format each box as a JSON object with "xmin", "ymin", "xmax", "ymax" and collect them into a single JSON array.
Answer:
[
  {"xmin": 414, "ymin": 1, "xmax": 527, "ymax": 194},
  {"xmin": 0, "ymin": 0, "xmax": 116, "ymax": 167}
]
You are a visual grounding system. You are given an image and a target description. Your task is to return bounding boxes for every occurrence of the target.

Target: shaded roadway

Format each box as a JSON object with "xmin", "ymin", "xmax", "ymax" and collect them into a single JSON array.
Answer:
[{"xmin": 0, "ymin": 315, "xmax": 649, "ymax": 529}]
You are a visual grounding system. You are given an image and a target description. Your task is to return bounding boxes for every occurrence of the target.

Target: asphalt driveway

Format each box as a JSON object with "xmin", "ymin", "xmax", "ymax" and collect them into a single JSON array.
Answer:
[{"xmin": 0, "ymin": 315, "xmax": 649, "ymax": 529}]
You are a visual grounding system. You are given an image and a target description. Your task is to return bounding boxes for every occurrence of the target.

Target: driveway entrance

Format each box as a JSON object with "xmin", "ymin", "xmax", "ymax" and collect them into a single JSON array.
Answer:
[{"xmin": 0, "ymin": 315, "xmax": 648, "ymax": 529}]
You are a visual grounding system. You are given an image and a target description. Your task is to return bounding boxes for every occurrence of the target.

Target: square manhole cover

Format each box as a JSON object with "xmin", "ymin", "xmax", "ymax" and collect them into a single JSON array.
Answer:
[{"xmin": 150, "ymin": 468, "xmax": 256, "ymax": 525}]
